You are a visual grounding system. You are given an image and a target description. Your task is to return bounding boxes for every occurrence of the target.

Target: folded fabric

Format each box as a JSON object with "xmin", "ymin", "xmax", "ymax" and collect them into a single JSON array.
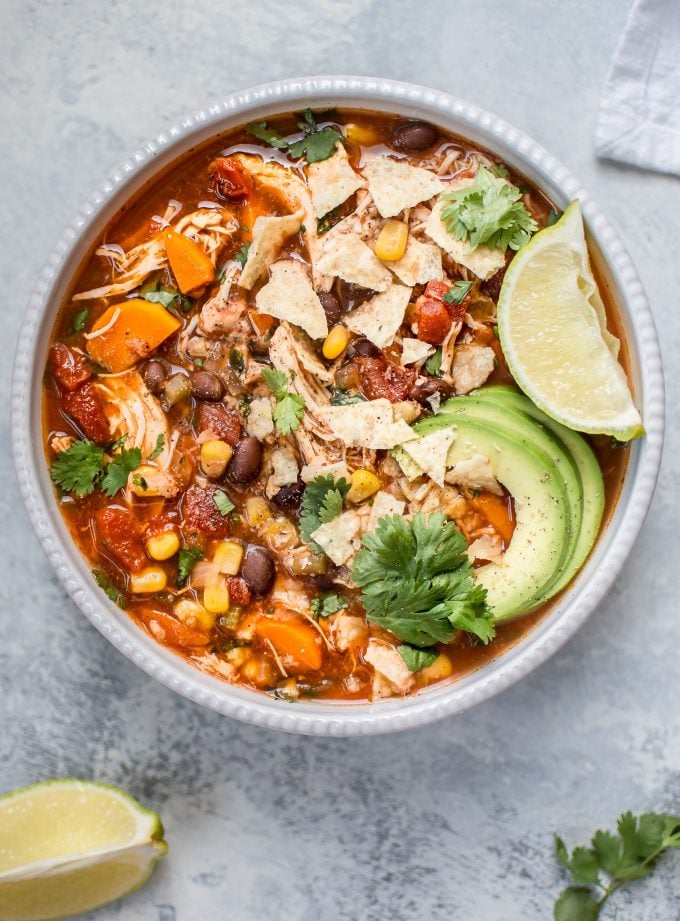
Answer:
[{"xmin": 596, "ymin": 0, "xmax": 680, "ymax": 176}]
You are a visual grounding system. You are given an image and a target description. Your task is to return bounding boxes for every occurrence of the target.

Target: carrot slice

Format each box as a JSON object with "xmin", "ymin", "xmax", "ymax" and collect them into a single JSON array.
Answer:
[
  {"xmin": 139, "ymin": 609, "xmax": 210, "ymax": 647},
  {"xmin": 86, "ymin": 298, "xmax": 181, "ymax": 372},
  {"xmin": 256, "ymin": 619, "xmax": 323, "ymax": 670},
  {"xmin": 248, "ymin": 309, "xmax": 276, "ymax": 338},
  {"xmin": 469, "ymin": 492, "xmax": 516, "ymax": 546},
  {"xmin": 163, "ymin": 228, "xmax": 215, "ymax": 294}
]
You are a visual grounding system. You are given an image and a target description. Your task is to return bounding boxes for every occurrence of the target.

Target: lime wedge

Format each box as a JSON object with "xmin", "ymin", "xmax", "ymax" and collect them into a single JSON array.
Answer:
[
  {"xmin": 0, "ymin": 780, "xmax": 167, "ymax": 920},
  {"xmin": 497, "ymin": 201, "xmax": 643, "ymax": 440}
]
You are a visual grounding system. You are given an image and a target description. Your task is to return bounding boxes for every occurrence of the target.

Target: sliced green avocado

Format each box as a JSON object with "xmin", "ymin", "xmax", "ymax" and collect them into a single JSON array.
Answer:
[
  {"xmin": 414, "ymin": 413, "xmax": 572, "ymax": 622},
  {"xmin": 467, "ymin": 386, "xmax": 605, "ymax": 595}
]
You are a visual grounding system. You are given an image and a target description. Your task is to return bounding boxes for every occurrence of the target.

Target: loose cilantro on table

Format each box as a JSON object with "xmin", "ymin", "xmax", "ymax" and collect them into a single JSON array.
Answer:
[
  {"xmin": 261, "ymin": 368, "xmax": 305, "ymax": 435},
  {"xmin": 176, "ymin": 547, "xmax": 203, "ymax": 587},
  {"xmin": 101, "ymin": 446, "xmax": 142, "ymax": 498},
  {"xmin": 234, "ymin": 243, "xmax": 251, "ymax": 268},
  {"xmin": 310, "ymin": 593, "xmax": 348, "ymax": 620},
  {"xmin": 50, "ymin": 439, "xmax": 106, "ymax": 497},
  {"xmin": 299, "ymin": 475, "xmax": 351, "ymax": 544},
  {"xmin": 245, "ymin": 109, "xmax": 342, "ymax": 164},
  {"xmin": 147, "ymin": 434, "xmax": 165, "ymax": 462},
  {"xmin": 213, "ymin": 490, "xmax": 235, "ymax": 518},
  {"xmin": 397, "ymin": 644, "xmax": 438, "ymax": 672},
  {"xmin": 443, "ymin": 280, "xmax": 473, "ymax": 306},
  {"xmin": 329, "ymin": 386, "xmax": 367, "ymax": 406},
  {"xmin": 351, "ymin": 512, "xmax": 495, "ymax": 647},
  {"xmin": 71, "ymin": 308, "xmax": 89, "ymax": 333},
  {"xmin": 93, "ymin": 570, "xmax": 127, "ymax": 608},
  {"xmin": 439, "ymin": 166, "xmax": 538, "ymax": 252},
  {"xmin": 553, "ymin": 811, "xmax": 680, "ymax": 920},
  {"xmin": 424, "ymin": 348, "xmax": 443, "ymax": 377}
]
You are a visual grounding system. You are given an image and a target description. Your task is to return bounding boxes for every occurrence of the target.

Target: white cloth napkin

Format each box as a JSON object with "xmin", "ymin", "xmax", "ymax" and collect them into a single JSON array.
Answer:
[{"xmin": 596, "ymin": 0, "xmax": 680, "ymax": 176}]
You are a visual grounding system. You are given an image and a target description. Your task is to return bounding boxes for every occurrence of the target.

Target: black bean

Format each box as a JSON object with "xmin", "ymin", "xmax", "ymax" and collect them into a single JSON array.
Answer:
[
  {"xmin": 271, "ymin": 480, "xmax": 305, "ymax": 510},
  {"xmin": 409, "ymin": 377, "xmax": 453, "ymax": 405},
  {"xmin": 391, "ymin": 120, "xmax": 439, "ymax": 151},
  {"xmin": 318, "ymin": 290, "xmax": 343, "ymax": 327},
  {"xmin": 347, "ymin": 336, "xmax": 381, "ymax": 359},
  {"xmin": 241, "ymin": 545, "xmax": 276, "ymax": 596},
  {"xmin": 335, "ymin": 279, "xmax": 374, "ymax": 313},
  {"xmin": 227, "ymin": 436, "xmax": 262, "ymax": 483},
  {"xmin": 141, "ymin": 359, "xmax": 168, "ymax": 394},
  {"xmin": 189, "ymin": 370, "xmax": 225, "ymax": 402},
  {"xmin": 306, "ymin": 572, "xmax": 342, "ymax": 593}
]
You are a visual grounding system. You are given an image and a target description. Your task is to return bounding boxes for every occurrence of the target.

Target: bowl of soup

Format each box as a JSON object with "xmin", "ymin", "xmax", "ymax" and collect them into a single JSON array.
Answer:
[{"xmin": 11, "ymin": 77, "xmax": 664, "ymax": 735}]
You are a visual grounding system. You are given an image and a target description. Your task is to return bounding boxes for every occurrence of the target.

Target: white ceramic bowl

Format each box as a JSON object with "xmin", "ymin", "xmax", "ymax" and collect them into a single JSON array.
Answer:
[{"xmin": 11, "ymin": 76, "xmax": 664, "ymax": 736}]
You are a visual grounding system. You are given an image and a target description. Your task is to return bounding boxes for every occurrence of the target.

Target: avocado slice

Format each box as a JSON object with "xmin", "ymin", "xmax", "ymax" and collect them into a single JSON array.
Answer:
[
  {"xmin": 468, "ymin": 385, "xmax": 605, "ymax": 595},
  {"xmin": 414, "ymin": 413, "xmax": 572, "ymax": 622}
]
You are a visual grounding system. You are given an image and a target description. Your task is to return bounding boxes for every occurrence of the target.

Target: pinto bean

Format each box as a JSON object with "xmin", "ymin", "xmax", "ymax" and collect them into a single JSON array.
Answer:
[
  {"xmin": 142, "ymin": 359, "xmax": 169, "ymax": 394},
  {"xmin": 391, "ymin": 120, "xmax": 439, "ymax": 151},
  {"xmin": 189, "ymin": 370, "xmax": 225, "ymax": 402},
  {"xmin": 241, "ymin": 545, "xmax": 275, "ymax": 596},
  {"xmin": 227, "ymin": 436, "xmax": 262, "ymax": 484}
]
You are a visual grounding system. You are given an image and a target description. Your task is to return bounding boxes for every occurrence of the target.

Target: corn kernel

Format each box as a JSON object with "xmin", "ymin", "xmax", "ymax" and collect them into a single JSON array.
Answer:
[
  {"xmin": 146, "ymin": 531, "xmax": 180, "ymax": 561},
  {"xmin": 374, "ymin": 220, "xmax": 409, "ymax": 261},
  {"xmin": 214, "ymin": 540, "xmax": 244, "ymax": 575},
  {"xmin": 200, "ymin": 439, "xmax": 233, "ymax": 479},
  {"xmin": 245, "ymin": 496, "xmax": 271, "ymax": 527},
  {"xmin": 203, "ymin": 579, "xmax": 230, "ymax": 614},
  {"xmin": 419, "ymin": 653, "xmax": 454, "ymax": 684},
  {"xmin": 224, "ymin": 645, "xmax": 252, "ymax": 668},
  {"xmin": 322, "ymin": 325, "xmax": 349, "ymax": 360},
  {"xmin": 347, "ymin": 468, "xmax": 381, "ymax": 504},
  {"xmin": 174, "ymin": 598, "xmax": 216, "ymax": 631},
  {"xmin": 344, "ymin": 122, "xmax": 379, "ymax": 146},
  {"xmin": 129, "ymin": 566, "xmax": 167, "ymax": 594}
]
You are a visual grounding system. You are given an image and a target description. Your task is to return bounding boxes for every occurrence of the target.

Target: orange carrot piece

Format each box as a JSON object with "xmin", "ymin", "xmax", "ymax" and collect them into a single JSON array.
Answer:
[
  {"xmin": 240, "ymin": 201, "xmax": 270, "ymax": 243},
  {"xmin": 86, "ymin": 298, "xmax": 181, "ymax": 372},
  {"xmin": 163, "ymin": 228, "xmax": 215, "ymax": 294},
  {"xmin": 256, "ymin": 619, "xmax": 323, "ymax": 670},
  {"xmin": 140, "ymin": 609, "xmax": 210, "ymax": 647},
  {"xmin": 469, "ymin": 492, "xmax": 515, "ymax": 546},
  {"xmin": 248, "ymin": 309, "xmax": 276, "ymax": 338}
]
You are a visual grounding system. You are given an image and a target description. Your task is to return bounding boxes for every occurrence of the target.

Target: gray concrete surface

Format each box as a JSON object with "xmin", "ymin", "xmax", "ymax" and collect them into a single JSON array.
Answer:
[{"xmin": 1, "ymin": 1, "xmax": 679, "ymax": 918}]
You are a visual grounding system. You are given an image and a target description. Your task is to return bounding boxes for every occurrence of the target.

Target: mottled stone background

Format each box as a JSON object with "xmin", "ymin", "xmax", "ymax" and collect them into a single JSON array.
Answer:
[{"xmin": 1, "ymin": 1, "xmax": 679, "ymax": 918}]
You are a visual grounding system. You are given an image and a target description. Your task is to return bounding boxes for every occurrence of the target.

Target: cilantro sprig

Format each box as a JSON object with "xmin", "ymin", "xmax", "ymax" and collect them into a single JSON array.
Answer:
[
  {"xmin": 554, "ymin": 811, "xmax": 680, "ymax": 920},
  {"xmin": 101, "ymin": 446, "xmax": 142, "ymax": 497},
  {"xmin": 397, "ymin": 644, "xmax": 438, "ymax": 672},
  {"xmin": 439, "ymin": 166, "xmax": 538, "ymax": 252},
  {"xmin": 299, "ymin": 475, "xmax": 350, "ymax": 545},
  {"xmin": 443, "ymin": 280, "xmax": 473, "ymax": 306},
  {"xmin": 351, "ymin": 512, "xmax": 495, "ymax": 647},
  {"xmin": 50, "ymin": 436, "xmax": 142, "ymax": 498},
  {"xmin": 261, "ymin": 368, "xmax": 305, "ymax": 435},
  {"xmin": 245, "ymin": 109, "xmax": 342, "ymax": 164},
  {"xmin": 310, "ymin": 593, "xmax": 348, "ymax": 620},
  {"xmin": 177, "ymin": 547, "xmax": 203, "ymax": 587}
]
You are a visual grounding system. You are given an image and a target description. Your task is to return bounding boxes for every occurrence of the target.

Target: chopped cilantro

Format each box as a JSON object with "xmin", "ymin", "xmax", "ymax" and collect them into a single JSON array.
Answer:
[
  {"xmin": 443, "ymin": 280, "xmax": 473, "ymax": 305},
  {"xmin": 262, "ymin": 368, "xmax": 305, "ymax": 435},
  {"xmin": 328, "ymin": 386, "xmax": 367, "ymax": 406},
  {"xmin": 439, "ymin": 166, "xmax": 538, "ymax": 252},
  {"xmin": 238, "ymin": 394, "xmax": 252, "ymax": 418},
  {"xmin": 310, "ymin": 593, "xmax": 348, "ymax": 620},
  {"xmin": 245, "ymin": 110, "xmax": 341, "ymax": 164},
  {"xmin": 213, "ymin": 490, "xmax": 235, "ymax": 517},
  {"xmin": 244, "ymin": 121, "xmax": 288, "ymax": 148},
  {"xmin": 397, "ymin": 644, "xmax": 438, "ymax": 671},
  {"xmin": 234, "ymin": 243, "xmax": 251, "ymax": 268},
  {"xmin": 229, "ymin": 349, "xmax": 245, "ymax": 374},
  {"xmin": 299, "ymin": 475, "xmax": 351, "ymax": 545},
  {"xmin": 425, "ymin": 348, "xmax": 443, "ymax": 377},
  {"xmin": 71, "ymin": 308, "xmax": 89, "ymax": 333},
  {"xmin": 101, "ymin": 446, "xmax": 142, "ymax": 497},
  {"xmin": 131, "ymin": 473, "xmax": 148, "ymax": 491},
  {"xmin": 351, "ymin": 512, "xmax": 495, "ymax": 647},
  {"xmin": 93, "ymin": 570, "xmax": 127, "ymax": 608},
  {"xmin": 177, "ymin": 547, "xmax": 203, "ymax": 587},
  {"xmin": 147, "ymin": 434, "xmax": 165, "ymax": 461},
  {"xmin": 140, "ymin": 279, "xmax": 180, "ymax": 309},
  {"xmin": 50, "ymin": 439, "xmax": 106, "ymax": 497}
]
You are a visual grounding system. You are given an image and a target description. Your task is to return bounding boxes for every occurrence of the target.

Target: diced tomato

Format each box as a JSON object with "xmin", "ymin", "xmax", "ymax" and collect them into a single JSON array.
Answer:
[
  {"xmin": 182, "ymin": 485, "xmax": 231, "ymax": 538},
  {"xmin": 422, "ymin": 280, "xmax": 450, "ymax": 301},
  {"xmin": 145, "ymin": 512, "xmax": 179, "ymax": 539},
  {"xmin": 139, "ymin": 608, "xmax": 210, "ymax": 647},
  {"xmin": 356, "ymin": 356, "xmax": 416, "ymax": 403},
  {"xmin": 95, "ymin": 507, "xmax": 148, "ymax": 573},
  {"xmin": 49, "ymin": 343, "xmax": 92, "ymax": 391},
  {"xmin": 195, "ymin": 403, "xmax": 241, "ymax": 445},
  {"xmin": 208, "ymin": 157, "xmax": 253, "ymax": 202},
  {"xmin": 62, "ymin": 382, "xmax": 110, "ymax": 443},
  {"xmin": 227, "ymin": 576, "xmax": 251, "ymax": 607},
  {"xmin": 414, "ymin": 297, "xmax": 452, "ymax": 345}
]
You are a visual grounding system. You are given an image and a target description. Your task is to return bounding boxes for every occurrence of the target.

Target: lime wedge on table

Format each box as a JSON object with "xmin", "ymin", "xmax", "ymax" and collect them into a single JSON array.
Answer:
[
  {"xmin": 497, "ymin": 200, "xmax": 643, "ymax": 441},
  {"xmin": 0, "ymin": 780, "xmax": 167, "ymax": 920}
]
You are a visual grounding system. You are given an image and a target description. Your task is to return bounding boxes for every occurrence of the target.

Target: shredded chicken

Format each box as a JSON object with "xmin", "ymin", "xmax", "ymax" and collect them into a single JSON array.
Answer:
[
  {"xmin": 93, "ymin": 370, "xmax": 171, "ymax": 464},
  {"xmin": 199, "ymin": 265, "xmax": 246, "ymax": 336}
]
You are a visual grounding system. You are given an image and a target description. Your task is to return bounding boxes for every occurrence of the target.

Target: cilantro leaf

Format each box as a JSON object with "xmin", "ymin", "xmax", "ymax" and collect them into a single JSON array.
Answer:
[
  {"xmin": 443, "ymin": 280, "xmax": 473, "ymax": 306},
  {"xmin": 101, "ymin": 447, "xmax": 142, "ymax": 497},
  {"xmin": 351, "ymin": 512, "xmax": 495, "ymax": 647},
  {"xmin": 147, "ymin": 434, "xmax": 165, "ymax": 461},
  {"xmin": 235, "ymin": 243, "xmax": 251, "ymax": 268},
  {"xmin": 310, "ymin": 593, "xmax": 348, "ymax": 619},
  {"xmin": 50, "ymin": 439, "xmax": 106, "ymax": 497},
  {"xmin": 424, "ymin": 348, "xmax": 442, "ymax": 377},
  {"xmin": 553, "ymin": 887, "xmax": 600, "ymax": 921},
  {"xmin": 71, "ymin": 308, "xmax": 89, "ymax": 333},
  {"xmin": 213, "ymin": 490, "xmax": 235, "ymax": 517},
  {"xmin": 245, "ymin": 120, "xmax": 288, "ymax": 149},
  {"xmin": 439, "ymin": 166, "xmax": 538, "ymax": 252},
  {"xmin": 262, "ymin": 367, "xmax": 305, "ymax": 435},
  {"xmin": 93, "ymin": 570, "xmax": 127, "ymax": 608},
  {"xmin": 300, "ymin": 475, "xmax": 350, "ymax": 544},
  {"xmin": 397, "ymin": 645, "xmax": 438, "ymax": 672},
  {"xmin": 229, "ymin": 348, "xmax": 245, "ymax": 374},
  {"xmin": 329, "ymin": 386, "xmax": 367, "ymax": 406},
  {"xmin": 288, "ymin": 126, "xmax": 342, "ymax": 164},
  {"xmin": 140, "ymin": 279, "xmax": 180, "ymax": 309},
  {"xmin": 177, "ymin": 546, "xmax": 203, "ymax": 587},
  {"xmin": 547, "ymin": 208, "xmax": 563, "ymax": 227}
]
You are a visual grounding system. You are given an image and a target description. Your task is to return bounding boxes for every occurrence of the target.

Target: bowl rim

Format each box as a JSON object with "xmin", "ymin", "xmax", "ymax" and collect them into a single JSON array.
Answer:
[{"xmin": 11, "ymin": 75, "xmax": 665, "ymax": 736}]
